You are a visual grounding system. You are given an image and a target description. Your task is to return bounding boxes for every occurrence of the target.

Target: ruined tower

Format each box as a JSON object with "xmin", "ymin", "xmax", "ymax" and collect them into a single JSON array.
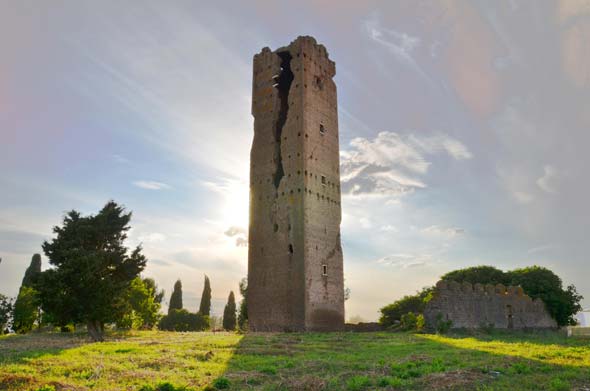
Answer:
[{"xmin": 248, "ymin": 36, "xmax": 344, "ymax": 331}]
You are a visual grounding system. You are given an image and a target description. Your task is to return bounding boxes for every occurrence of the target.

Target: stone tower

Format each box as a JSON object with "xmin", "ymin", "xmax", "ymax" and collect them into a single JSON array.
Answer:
[{"xmin": 248, "ymin": 36, "xmax": 344, "ymax": 331}]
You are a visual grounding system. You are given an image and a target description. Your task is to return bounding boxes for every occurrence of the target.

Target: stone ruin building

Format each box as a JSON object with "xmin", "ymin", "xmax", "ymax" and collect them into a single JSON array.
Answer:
[
  {"xmin": 247, "ymin": 36, "xmax": 345, "ymax": 331},
  {"xmin": 424, "ymin": 280, "xmax": 557, "ymax": 330}
]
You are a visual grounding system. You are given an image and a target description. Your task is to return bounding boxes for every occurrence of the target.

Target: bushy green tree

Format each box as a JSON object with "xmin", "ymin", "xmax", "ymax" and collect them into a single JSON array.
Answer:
[
  {"xmin": 12, "ymin": 286, "xmax": 39, "ymax": 334},
  {"xmin": 13, "ymin": 254, "xmax": 42, "ymax": 333},
  {"xmin": 379, "ymin": 287, "xmax": 433, "ymax": 327},
  {"xmin": 117, "ymin": 277, "xmax": 163, "ymax": 329},
  {"xmin": 0, "ymin": 294, "xmax": 12, "ymax": 334},
  {"xmin": 222, "ymin": 291, "xmax": 237, "ymax": 331},
  {"xmin": 36, "ymin": 201, "xmax": 147, "ymax": 341},
  {"xmin": 158, "ymin": 309, "xmax": 209, "ymax": 331},
  {"xmin": 507, "ymin": 266, "xmax": 583, "ymax": 326},
  {"xmin": 198, "ymin": 275, "xmax": 211, "ymax": 316},
  {"xmin": 441, "ymin": 265, "xmax": 510, "ymax": 285},
  {"xmin": 237, "ymin": 278, "xmax": 248, "ymax": 331},
  {"xmin": 168, "ymin": 280, "xmax": 183, "ymax": 314}
]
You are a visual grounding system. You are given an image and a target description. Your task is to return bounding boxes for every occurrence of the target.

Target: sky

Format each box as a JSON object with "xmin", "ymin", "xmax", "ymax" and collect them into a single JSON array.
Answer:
[{"xmin": 1, "ymin": 0, "xmax": 589, "ymax": 321}]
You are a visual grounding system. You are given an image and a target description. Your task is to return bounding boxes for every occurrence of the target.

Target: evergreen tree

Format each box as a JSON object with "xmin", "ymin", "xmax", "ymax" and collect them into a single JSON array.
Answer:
[
  {"xmin": 35, "ymin": 201, "xmax": 147, "ymax": 341},
  {"xmin": 222, "ymin": 291, "xmax": 237, "ymax": 331},
  {"xmin": 198, "ymin": 275, "xmax": 212, "ymax": 316},
  {"xmin": 117, "ymin": 277, "xmax": 163, "ymax": 329},
  {"xmin": 13, "ymin": 254, "xmax": 42, "ymax": 333},
  {"xmin": 168, "ymin": 280, "xmax": 183, "ymax": 314},
  {"xmin": 237, "ymin": 277, "xmax": 248, "ymax": 330}
]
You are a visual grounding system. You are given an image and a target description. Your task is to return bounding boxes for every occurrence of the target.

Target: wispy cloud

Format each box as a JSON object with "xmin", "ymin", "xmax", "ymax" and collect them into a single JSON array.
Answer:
[
  {"xmin": 536, "ymin": 165, "xmax": 558, "ymax": 194},
  {"xmin": 421, "ymin": 225, "xmax": 465, "ymax": 238},
  {"xmin": 376, "ymin": 253, "xmax": 433, "ymax": 268},
  {"xmin": 133, "ymin": 181, "xmax": 171, "ymax": 190},
  {"xmin": 340, "ymin": 131, "xmax": 472, "ymax": 198}
]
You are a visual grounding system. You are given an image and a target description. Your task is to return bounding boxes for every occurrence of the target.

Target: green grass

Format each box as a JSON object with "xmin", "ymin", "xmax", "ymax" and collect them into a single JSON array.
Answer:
[{"xmin": 0, "ymin": 330, "xmax": 589, "ymax": 390}]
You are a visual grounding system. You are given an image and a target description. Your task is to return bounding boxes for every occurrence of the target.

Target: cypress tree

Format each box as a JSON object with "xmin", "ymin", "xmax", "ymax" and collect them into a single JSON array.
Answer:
[
  {"xmin": 222, "ymin": 291, "xmax": 237, "ymax": 331},
  {"xmin": 13, "ymin": 254, "xmax": 42, "ymax": 333},
  {"xmin": 168, "ymin": 279, "xmax": 183, "ymax": 315},
  {"xmin": 198, "ymin": 275, "xmax": 211, "ymax": 316}
]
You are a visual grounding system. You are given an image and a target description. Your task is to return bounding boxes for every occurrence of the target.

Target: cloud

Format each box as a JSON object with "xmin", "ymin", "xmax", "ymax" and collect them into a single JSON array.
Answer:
[
  {"xmin": 536, "ymin": 165, "xmax": 558, "ymax": 194},
  {"xmin": 235, "ymin": 238, "xmax": 248, "ymax": 247},
  {"xmin": 224, "ymin": 226, "xmax": 246, "ymax": 237},
  {"xmin": 376, "ymin": 253, "xmax": 433, "ymax": 268},
  {"xmin": 513, "ymin": 191, "xmax": 534, "ymax": 204},
  {"xmin": 380, "ymin": 225, "xmax": 398, "ymax": 233},
  {"xmin": 421, "ymin": 225, "xmax": 465, "ymax": 238},
  {"xmin": 133, "ymin": 180, "xmax": 171, "ymax": 190},
  {"xmin": 340, "ymin": 131, "xmax": 472, "ymax": 198},
  {"xmin": 138, "ymin": 232, "xmax": 166, "ymax": 243}
]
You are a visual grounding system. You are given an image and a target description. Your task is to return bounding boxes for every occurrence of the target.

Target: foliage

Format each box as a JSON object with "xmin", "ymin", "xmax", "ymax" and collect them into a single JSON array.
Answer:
[
  {"xmin": 400, "ymin": 312, "xmax": 417, "ymax": 331},
  {"xmin": 0, "ymin": 294, "xmax": 13, "ymax": 334},
  {"xmin": 441, "ymin": 265, "xmax": 583, "ymax": 326},
  {"xmin": 507, "ymin": 266, "xmax": 583, "ymax": 326},
  {"xmin": 13, "ymin": 254, "xmax": 42, "ymax": 333},
  {"xmin": 237, "ymin": 278, "xmax": 248, "ymax": 331},
  {"xmin": 434, "ymin": 313, "xmax": 452, "ymax": 334},
  {"xmin": 35, "ymin": 201, "xmax": 147, "ymax": 341},
  {"xmin": 379, "ymin": 287, "xmax": 433, "ymax": 327},
  {"xmin": 222, "ymin": 291, "xmax": 236, "ymax": 331},
  {"xmin": 12, "ymin": 286, "xmax": 39, "ymax": 334},
  {"xmin": 441, "ymin": 265, "xmax": 510, "ymax": 285},
  {"xmin": 117, "ymin": 277, "xmax": 163, "ymax": 330},
  {"xmin": 138, "ymin": 382, "xmax": 190, "ymax": 391},
  {"xmin": 198, "ymin": 275, "xmax": 212, "ymax": 316},
  {"xmin": 158, "ymin": 309, "xmax": 209, "ymax": 332},
  {"xmin": 1, "ymin": 330, "xmax": 590, "ymax": 390},
  {"xmin": 168, "ymin": 280, "xmax": 183, "ymax": 315},
  {"xmin": 212, "ymin": 377, "xmax": 230, "ymax": 389}
]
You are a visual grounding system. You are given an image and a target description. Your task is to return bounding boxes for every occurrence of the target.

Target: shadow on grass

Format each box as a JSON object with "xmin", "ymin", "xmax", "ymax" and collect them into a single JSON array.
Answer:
[
  {"xmin": 214, "ymin": 331, "xmax": 590, "ymax": 391},
  {"xmin": 0, "ymin": 332, "xmax": 91, "ymax": 365}
]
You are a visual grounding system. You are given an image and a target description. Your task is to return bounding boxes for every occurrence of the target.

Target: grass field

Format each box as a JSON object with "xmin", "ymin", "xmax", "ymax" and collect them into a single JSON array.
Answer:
[{"xmin": 0, "ymin": 330, "xmax": 589, "ymax": 391}]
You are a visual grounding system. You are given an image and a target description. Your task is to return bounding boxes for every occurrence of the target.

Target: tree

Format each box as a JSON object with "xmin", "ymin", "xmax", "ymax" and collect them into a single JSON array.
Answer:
[
  {"xmin": 441, "ymin": 266, "xmax": 510, "ymax": 285},
  {"xmin": 0, "ymin": 294, "xmax": 12, "ymax": 334},
  {"xmin": 379, "ymin": 287, "xmax": 433, "ymax": 327},
  {"xmin": 237, "ymin": 278, "xmax": 248, "ymax": 330},
  {"xmin": 507, "ymin": 266, "xmax": 583, "ymax": 326},
  {"xmin": 198, "ymin": 275, "xmax": 212, "ymax": 316},
  {"xmin": 117, "ymin": 277, "xmax": 163, "ymax": 329},
  {"xmin": 158, "ymin": 309, "xmax": 209, "ymax": 332},
  {"xmin": 13, "ymin": 254, "xmax": 42, "ymax": 333},
  {"xmin": 12, "ymin": 286, "xmax": 39, "ymax": 334},
  {"xmin": 222, "ymin": 291, "xmax": 237, "ymax": 331},
  {"xmin": 36, "ymin": 201, "xmax": 147, "ymax": 341},
  {"xmin": 168, "ymin": 280, "xmax": 183, "ymax": 315}
]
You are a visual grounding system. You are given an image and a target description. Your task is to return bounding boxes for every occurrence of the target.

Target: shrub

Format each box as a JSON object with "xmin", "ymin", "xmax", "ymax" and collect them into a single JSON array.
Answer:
[
  {"xmin": 400, "ymin": 312, "xmax": 417, "ymax": 331},
  {"xmin": 379, "ymin": 287, "xmax": 433, "ymax": 327},
  {"xmin": 435, "ymin": 313, "xmax": 452, "ymax": 334},
  {"xmin": 158, "ymin": 309, "xmax": 209, "ymax": 332}
]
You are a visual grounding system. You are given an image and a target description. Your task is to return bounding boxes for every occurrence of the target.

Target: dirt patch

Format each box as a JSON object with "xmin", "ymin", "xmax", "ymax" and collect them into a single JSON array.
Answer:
[{"xmin": 418, "ymin": 369, "xmax": 488, "ymax": 390}]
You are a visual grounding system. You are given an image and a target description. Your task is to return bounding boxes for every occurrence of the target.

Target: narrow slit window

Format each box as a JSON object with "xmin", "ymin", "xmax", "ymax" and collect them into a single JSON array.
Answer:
[
  {"xmin": 319, "ymin": 124, "xmax": 326, "ymax": 135},
  {"xmin": 321, "ymin": 175, "xmax": 327, "ymax": 185},
  {"xmin": 322, "ymin": 264, "xmax": 328, "ymax": 276}
]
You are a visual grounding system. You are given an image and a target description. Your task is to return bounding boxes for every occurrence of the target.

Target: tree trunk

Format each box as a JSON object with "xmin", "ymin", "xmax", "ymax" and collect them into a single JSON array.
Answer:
[{"xmin": 87, "ymin": 320, "xmax": 104, "ymax": 342}]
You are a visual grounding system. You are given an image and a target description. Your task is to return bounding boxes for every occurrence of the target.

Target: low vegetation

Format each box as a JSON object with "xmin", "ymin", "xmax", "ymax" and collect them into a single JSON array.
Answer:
[{"xmin": 1, "ymin": 330, "xmax": 589, "ymax": 390}]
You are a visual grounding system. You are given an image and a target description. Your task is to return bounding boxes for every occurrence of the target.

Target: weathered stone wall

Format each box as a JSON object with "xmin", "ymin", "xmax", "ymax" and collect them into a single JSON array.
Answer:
[
  {"xmin": 424, "ymin": 280, "xmax": 557, "ymax": 330},
  {"xmin": 248, "ymin": 36, "xmax": 344, "ymax": 331}
]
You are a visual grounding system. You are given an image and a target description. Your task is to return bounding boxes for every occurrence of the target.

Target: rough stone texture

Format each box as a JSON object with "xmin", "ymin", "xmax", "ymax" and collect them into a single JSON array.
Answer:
[
  {"xmin": 248, "ymin": 36, "xmax": 344, "ymax": 331},
  {"xmin": 424, "ymin": 280, "xmax": 557, "ymax": 330}
]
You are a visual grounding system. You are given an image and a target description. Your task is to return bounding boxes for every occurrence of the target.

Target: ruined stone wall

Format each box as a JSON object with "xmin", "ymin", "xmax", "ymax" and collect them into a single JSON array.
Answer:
[
  {"xmin": 424, "ymin": 280, "xmax": 557, "ymax": 330},
  {"xmin": 248, "ymin": 36, "xmax": 344, "ymax": 331}
]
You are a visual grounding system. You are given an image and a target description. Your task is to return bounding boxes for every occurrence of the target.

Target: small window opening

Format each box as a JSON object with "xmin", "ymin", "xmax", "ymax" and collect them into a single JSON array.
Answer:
[
  {"xmin": 321, "ymin": 175, "xmax": 327, "ymax": 185},
  {"xmin": 319, "ymin": 124, "xmax": 326, "ymax": 135},
  {"xmin": 273, "ymin": 223, "xmax": 279, "ymax": 232},
  {"xmin": 288, "ymin": 244, "xmax": 294, "ymax": 254},
  {"xmin": 322, "ymin": 264, "xmax": 328, "ymax": 276}
]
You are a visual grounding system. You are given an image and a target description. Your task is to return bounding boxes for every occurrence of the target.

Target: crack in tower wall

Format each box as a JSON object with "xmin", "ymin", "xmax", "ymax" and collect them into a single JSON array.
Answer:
[{"xmin": 272, "ymin": 51, "xmax": 294, "ymax": 191}]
